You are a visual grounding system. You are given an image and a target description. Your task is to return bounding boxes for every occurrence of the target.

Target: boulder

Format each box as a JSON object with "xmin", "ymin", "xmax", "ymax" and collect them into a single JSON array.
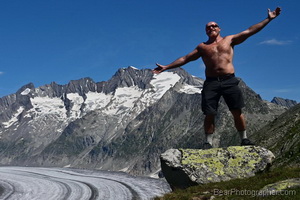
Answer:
[
  {"xmin": 258, "ymin": 178, "xmax": 300, "ymax": 196},
  {"xmin": 160, "ymin": 146, "xmax": 275, "ymax": 189}
]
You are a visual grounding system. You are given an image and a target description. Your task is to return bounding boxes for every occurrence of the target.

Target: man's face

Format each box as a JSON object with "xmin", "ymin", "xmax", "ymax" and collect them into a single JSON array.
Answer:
[{"xmin": 205, "ymin": 22, "xmax": 220, "ymax": 37}]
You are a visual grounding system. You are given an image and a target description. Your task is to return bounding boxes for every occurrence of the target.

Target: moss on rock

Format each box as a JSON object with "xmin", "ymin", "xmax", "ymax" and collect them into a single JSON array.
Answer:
[
  {"xmin": 259, "ymin": 178, "xmax": 300, "ymax": 196},
  {"xmin": 180, "ymin": 146, "xmax": 268, "ymax": 180},
  {"xmin": 160, "ymin": 146, "xmax": 275, "ymax": 189}
]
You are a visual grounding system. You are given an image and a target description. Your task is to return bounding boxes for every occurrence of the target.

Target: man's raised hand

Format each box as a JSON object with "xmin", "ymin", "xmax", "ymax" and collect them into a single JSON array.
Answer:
[
  {"xmin": 152, "ymin": 63, "xmax": 167, "ymax": 74},
  {"xmin": 268, "ymin": 7, "xmax": 281, "ymax": 20}
]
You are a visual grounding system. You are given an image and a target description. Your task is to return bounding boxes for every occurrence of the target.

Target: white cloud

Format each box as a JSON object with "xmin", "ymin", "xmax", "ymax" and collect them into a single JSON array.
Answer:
[
  {"xmin": 0, "ymin": 72, "xmax": 4, "ymax": 75},
  {"xmin": 259, "ymin": 39, "xmax": 292, "ymax": 45},
  {"xmin": 274, "ymin": 89, "xmax": 291, "ymax": 93}
]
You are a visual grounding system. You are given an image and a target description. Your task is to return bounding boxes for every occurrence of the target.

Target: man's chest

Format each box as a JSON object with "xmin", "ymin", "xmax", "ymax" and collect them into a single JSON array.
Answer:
[{"xmin": 200, "ymin": 41, "xmax": 233, "ymax": 56}]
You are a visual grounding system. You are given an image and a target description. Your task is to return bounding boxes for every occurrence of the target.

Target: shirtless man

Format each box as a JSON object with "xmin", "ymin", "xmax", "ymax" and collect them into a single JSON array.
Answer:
[{"xmin": 152, "ymin": 7, "xmax": 281, "ymax": 149}]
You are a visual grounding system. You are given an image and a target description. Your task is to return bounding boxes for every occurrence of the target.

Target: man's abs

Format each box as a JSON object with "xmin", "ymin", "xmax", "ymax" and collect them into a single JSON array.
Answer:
[
  {"xmin": 199, "ymin": 38, "xmax": 235, "ymax": 77},
  {"xmin": 204, "ymin": 62, "xmax": 235, "ymax": 77}
]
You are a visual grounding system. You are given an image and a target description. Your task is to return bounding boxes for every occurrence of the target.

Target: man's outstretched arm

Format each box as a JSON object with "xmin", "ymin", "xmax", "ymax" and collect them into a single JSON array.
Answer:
[
  {"xmin": 153, "ymin": 46, "xmax": 201, "ymax": 74},
  {"xmin": 232, "ymin": 7, "xmax": 281, "ymax": 45}
]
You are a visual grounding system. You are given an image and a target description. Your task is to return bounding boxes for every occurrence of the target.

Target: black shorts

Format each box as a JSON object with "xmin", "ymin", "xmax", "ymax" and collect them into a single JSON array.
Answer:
[{"xmin": 201, "ymin": 75, "xmax": 245, "ymax": 115}]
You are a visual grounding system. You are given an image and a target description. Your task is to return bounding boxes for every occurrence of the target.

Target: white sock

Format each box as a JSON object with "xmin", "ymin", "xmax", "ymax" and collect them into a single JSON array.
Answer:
[
  {"xmin": 239, "ymin": 130, "xmax": 247, "ymax": 140},
  {"xmin": 205, "ymin": 133, "xmax": 213, "ymax": 145}
]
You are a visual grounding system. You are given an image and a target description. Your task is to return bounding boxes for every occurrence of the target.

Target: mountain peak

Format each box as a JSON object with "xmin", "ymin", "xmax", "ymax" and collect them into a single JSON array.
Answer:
[
  {"xmin": 17, "ymin": 82, "xmax": 35, "ymax": 95},
  {"xmin": 108, "ymin": 66, "xmax": 154, "ymax": 91},
  {"xmin": 271, "ymin": 97, "xmax": 298, "ymax": 108}
]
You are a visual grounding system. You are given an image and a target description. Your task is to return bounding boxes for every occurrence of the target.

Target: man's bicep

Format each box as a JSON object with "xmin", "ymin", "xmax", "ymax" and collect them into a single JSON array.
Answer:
[
  {"xmin": 186, "ymin": 47, "xmax": 202, "ymax": 61},
  {"xmin": 231, "ymin": 30, "xmax": 251, "ymax": 45}
]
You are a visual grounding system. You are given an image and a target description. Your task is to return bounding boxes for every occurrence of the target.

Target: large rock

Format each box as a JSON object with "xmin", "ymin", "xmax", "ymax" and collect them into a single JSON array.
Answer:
[
  {"xmin": 160, "ymin": 146, "xmax": 275, "ymax": 189},
  {"xmin": 258, "ymin": 178, "xmax": 300, "ymax": 196}
]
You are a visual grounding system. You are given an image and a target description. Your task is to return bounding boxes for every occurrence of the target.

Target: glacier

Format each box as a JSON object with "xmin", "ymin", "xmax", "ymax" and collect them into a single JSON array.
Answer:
[{"xmin": 0, "ymin": 166, "xmax": 171, "ymax": 200}]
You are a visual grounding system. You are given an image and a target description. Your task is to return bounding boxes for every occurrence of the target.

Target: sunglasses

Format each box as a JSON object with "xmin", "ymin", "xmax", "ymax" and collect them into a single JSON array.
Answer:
[{"xmin": 206, "ymin": 24, "xmax": 219, "ymax": 29}]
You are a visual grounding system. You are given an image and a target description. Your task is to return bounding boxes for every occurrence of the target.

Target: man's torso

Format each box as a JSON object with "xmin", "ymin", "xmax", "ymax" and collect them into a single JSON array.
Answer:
[{"xmin": 198, "ymin": 36, "xmax": 235, "ymax": 77}]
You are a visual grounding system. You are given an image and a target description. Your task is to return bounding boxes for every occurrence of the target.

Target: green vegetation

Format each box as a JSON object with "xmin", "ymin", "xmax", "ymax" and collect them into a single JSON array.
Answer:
[{"xmin": 155, "ymin": 167, "xmax": 300, "ymax": 200}]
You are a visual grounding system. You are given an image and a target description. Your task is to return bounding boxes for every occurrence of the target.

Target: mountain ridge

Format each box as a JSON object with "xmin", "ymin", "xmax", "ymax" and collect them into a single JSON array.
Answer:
[
  {"xmin": 0, "ymin": 67, "xmax": 288, "ymax": 176},
  {"xmin": 271, "ymin": 96, "xmax": 298, "ymax": 108}
]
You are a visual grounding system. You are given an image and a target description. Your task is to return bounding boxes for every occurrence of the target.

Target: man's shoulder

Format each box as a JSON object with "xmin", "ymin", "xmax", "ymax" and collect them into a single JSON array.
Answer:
[
  {"xmin": 198, "ymin": 42, "xmax": 205, "ymax": 47},
  {"xmin": 196, "ymin": 42, "xmax": 206, "ymax": 50},
  {"xmin": 221, "ymin": 35, "xmax": 236, "ymax": 46},
  {"xmin": 223, "ymin": 35, "xmax": 235, "ymax": 40}
]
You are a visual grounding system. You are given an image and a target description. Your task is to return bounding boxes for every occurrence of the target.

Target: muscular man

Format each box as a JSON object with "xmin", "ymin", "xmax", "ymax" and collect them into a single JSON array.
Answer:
[{"xmin": 152, "ymin": 7, "xmax": 281, "ymax": 149}]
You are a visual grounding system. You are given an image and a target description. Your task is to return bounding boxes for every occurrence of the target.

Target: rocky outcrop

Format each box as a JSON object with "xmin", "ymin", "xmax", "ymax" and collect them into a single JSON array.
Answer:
[
  {"xmin": 160, "ymin": 146, "xmax": 275, "ymax": 189},
  {"xmin": 271, "ymin": 97, "xmax": 298, "ymax": 108},
  {"xmin": 251, "ymin": 103, "xmax": 300, "ymax": 168},
  {"xmin": 259, "ymin": 178, "xmax": 300, "ymax": 196}
]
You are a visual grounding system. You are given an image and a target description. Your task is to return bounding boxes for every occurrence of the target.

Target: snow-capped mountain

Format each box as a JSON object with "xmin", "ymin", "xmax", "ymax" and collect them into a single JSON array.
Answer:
[{"xmin": 0, "ymin": 67, "xmax": 285, "ymax": 176}]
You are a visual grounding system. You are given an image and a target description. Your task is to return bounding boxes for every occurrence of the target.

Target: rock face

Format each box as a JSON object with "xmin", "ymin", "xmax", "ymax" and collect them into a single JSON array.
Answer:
[
  {"xmin": 271, "ymin": 97, "xmax": 298, "ymax": 108},
  {"xmin": 160, "ymin": 146, "xmax": 275, "ymax": 189},
  {"xmin": 251, "ymin": 103, "xmax": 300, "ymax": 168}
]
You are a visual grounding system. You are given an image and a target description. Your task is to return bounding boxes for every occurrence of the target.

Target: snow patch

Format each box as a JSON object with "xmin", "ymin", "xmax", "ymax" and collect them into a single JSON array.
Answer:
[
  {"xmin": 66, "ymin": 93, "xmax": 84, "ymax": 118},
  {"xmin": 128, "ymin": 66, "xmax": 138, "ymax": 70},
  {"xmin": 2, "ymin": 107, "xmax": 24, "ymax": 128},
  {"xmin": 84, "ymin": 92, "xmax": 112, "ymax": 112},
  {"xmin": 30, "ymin": 97, "xmax": 67, "ymax": 119},
  {"xmin": 21, "ymin": 88, "xmax": 31, "ymax": 95},
  {"xmin": 178, "ymin": 83, "xmax": 202, "ymax": 94},
  {"xmin": 119, "ymin": 166, "xmax": 130, "ymax": 172},
  {"xmin": 105, "ymin": 86, "xmax": 143, "ymax": 115},
  {"xmin": 150, "ymin": 72, "xmax": 181, "ymax": 100}
]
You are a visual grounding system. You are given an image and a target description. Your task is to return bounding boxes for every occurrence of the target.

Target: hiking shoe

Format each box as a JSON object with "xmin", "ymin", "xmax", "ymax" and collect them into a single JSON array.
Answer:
[
  {"xmin": 241, "ymin": 138, "xmax": 255, "ymax": 146},
  {"xmin": 203, "ymin": 142, "xmax": 213, "ymax": 149}
]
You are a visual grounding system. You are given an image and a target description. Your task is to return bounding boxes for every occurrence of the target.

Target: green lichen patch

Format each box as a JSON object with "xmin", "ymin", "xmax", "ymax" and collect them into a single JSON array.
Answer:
[
  {"xmin": 179, "ymin": 146, "xmax": 271, "ymax": 180},
  {"xmin": 259, "ymin": 178, "xmax": 300, "ymax": 196}
]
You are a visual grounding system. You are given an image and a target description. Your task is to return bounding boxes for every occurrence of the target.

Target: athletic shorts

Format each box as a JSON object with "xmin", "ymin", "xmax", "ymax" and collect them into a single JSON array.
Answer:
[{"xmin": 201, "ymin": 75, "xmax": 245, "ymax": 115}]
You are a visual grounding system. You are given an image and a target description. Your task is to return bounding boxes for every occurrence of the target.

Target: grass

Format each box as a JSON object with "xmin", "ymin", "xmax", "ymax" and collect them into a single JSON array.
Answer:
[{"xmin": 155, "ymin": 167, "xmax": 300, "ymax": 200}]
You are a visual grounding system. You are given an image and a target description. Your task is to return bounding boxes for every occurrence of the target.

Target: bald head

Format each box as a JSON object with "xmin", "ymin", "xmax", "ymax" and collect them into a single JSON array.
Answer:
[
  {"xmin": 205, "ymin": 21, "xmax": 221, "ymax": 38},
  {"xmin": 205, "ymin": 22, "xmax": 220, "ymax": 30}
]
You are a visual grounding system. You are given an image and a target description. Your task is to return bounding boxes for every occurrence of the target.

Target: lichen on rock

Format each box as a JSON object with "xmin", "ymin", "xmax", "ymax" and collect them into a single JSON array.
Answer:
[
  {"xmin": 160, "ymin": 146, "xmax": 275, "ymax": 189},
  {"xmin": 258, "ymin": 178, "xmax": 300, "ymax": 196}
]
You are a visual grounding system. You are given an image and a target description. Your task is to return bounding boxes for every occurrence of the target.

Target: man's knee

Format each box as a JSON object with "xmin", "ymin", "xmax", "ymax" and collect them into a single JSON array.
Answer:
[
  {"xmin": 204, "ymin": 114, "xmax": 215, "ymax": 125},
  {"xmin": 205, "ymin": 114, "xmax": 215, "ymax": 120},
  {"xmin": 230, "ymin": 108, "xmax": 242, "ymax": 116}
]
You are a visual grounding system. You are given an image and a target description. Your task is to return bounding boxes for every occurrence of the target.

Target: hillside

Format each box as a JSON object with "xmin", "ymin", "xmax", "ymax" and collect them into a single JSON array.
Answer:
[
  {"xmin": 156, "ymin": 103, "xmax": 300, "ymax": 200},
  {"xmin": 251, "ymin": 103, "xmax": 300, "ymax": 168}
]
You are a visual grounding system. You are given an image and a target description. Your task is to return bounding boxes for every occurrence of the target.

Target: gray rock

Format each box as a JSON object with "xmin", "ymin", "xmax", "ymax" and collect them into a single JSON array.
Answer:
[
  {"xmin": 160, "ymin": 146, "xmax": 275, "ymax": 189},
  {"xmin": 271, "ymin": 97, "xmax": 298, "ymax": 108},
  {"xmin": 252, "ymin": 103, "xmax": 300, "ymax": 168},
  {"xmin": 258, "ymin": 178, "xmax": 300, "ymax": 196}
]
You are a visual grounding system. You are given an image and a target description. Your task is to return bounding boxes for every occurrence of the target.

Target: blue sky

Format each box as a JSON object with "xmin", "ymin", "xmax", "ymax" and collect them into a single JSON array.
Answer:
[{"xmin": 0, "ymin": 0, "xmax": 299, "ymax": 102}]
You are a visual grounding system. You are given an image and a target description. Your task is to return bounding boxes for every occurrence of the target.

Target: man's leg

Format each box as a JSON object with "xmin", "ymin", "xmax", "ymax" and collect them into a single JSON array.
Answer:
[
  {"xmin": 230, "ymin": 109, "xmax": 254, "ymax": 145},
  {"xmin": 230, "ymin": 109, "xmax": 246, "ymax": 132},
  {"xmin": 201, "ymin": 80, "xmax": 220, "ymax": 149},
  {"xmin": 204, "ymin": 114, "xmax": 215, "ymax": 149},
  {"xmin": 204, "ymin": 114, "xmax": 215, "ymax": 134}
]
